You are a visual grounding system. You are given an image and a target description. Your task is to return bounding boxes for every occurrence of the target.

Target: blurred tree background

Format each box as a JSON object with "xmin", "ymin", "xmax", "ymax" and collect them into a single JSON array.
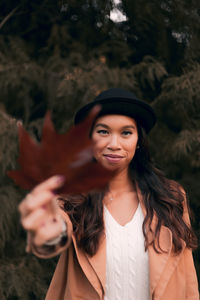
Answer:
[{"xmin": 0, "ymin": 0, "xmax": 199, "ymax": 298}]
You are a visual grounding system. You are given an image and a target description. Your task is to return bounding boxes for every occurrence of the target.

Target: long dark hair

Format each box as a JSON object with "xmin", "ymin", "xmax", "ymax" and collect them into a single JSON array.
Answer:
[{"xmin": 59, "ymin": 124, "xmax": 197, "ymax": 256}]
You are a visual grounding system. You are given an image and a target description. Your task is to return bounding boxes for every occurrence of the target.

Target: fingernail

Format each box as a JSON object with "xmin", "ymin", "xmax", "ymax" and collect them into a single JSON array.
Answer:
[{"xmin": 55, "ymin": 175, "xmax": 65, "ymax": 184}]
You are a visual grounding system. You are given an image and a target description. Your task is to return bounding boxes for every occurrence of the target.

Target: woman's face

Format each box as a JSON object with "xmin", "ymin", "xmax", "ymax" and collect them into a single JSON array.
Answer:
[{"xmin": 92, "ymin": 114, "xmax": 138, "ymax": 172}]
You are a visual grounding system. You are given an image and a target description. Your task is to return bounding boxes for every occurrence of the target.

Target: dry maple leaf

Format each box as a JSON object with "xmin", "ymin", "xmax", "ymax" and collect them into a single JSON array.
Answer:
[{"xmin": 7, "ymin": 106, "xmax": 114, "ymax": 194}]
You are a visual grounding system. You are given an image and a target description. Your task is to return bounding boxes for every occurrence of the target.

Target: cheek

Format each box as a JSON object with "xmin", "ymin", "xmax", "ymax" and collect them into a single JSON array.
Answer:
[
  {"xmin": 93, "ymin": 141, "xmax": 105, "ymax": 152},
  {"xmin": 92, "ymin": 137, "xmax": 107, "ymax": 158},
  {"xmin": 125, "ymin": 138, "xmax": 138, "ymax": 158}
]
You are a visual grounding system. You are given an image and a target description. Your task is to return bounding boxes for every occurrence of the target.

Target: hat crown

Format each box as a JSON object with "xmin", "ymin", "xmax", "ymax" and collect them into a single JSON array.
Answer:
[
  {"xmin": 94, "ymin": 88, "xmax": 138, "ymax": 103},
  {"xmin": 74, "ymin": 88, "xmax": 156, "ymax": 133}
]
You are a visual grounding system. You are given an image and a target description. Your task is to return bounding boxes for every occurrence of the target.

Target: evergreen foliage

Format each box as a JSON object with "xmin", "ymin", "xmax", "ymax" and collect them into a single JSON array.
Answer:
[{"xmin": 0, "ymin": 0, "xmax": 199, "ymax": 298}]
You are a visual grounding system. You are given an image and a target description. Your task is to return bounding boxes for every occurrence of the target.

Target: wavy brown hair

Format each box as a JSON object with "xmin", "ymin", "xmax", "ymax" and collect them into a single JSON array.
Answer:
[{"xmin": 59, "ymin": 124, "xmax": 197, "ymax": 256}]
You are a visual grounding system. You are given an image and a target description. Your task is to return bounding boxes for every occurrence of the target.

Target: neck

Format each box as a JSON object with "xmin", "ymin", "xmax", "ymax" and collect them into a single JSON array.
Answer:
[{"xmin": 108, "ymin": 168, "xmax": 135, "ymax": 195}]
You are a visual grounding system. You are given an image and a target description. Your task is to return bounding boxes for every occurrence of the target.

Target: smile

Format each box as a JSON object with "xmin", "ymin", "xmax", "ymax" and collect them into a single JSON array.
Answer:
[{"xmin": 103, "ymin": 154, "xmax": 124, "ymax": 163}]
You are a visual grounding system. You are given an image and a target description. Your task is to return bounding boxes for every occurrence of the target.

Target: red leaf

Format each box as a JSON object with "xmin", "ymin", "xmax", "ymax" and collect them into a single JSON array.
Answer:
[{"xmin": 7, "ymin": 107, "xmax": 114, "ymax": 194}]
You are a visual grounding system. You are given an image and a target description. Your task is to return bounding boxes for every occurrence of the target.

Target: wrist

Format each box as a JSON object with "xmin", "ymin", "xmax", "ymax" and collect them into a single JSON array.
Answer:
[{"xmin": 44, "ymin": 220, "xmax": 67, "ymax": 246}]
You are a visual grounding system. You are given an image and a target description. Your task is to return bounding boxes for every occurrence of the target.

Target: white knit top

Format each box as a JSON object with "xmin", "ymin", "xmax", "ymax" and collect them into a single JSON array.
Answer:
[{"xmin": 104, "ymin": 203, "xmax": 150, "ymax": 300}]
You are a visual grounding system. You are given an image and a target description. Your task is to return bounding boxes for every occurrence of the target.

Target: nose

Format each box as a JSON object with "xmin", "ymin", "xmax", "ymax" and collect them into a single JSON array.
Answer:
[{"xmin": 107, "ymin": 134, "xmax": 121, "ymax": 151}]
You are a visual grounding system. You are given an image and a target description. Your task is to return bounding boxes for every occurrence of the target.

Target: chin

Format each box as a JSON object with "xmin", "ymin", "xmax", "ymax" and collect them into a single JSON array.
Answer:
[
  {"xmin": 100, "ymin": 161, "xmax": 125, "ymax": 172},
  {"xmin": 104, "ymin": 164, "xmax": 121, "ymax": 171}
]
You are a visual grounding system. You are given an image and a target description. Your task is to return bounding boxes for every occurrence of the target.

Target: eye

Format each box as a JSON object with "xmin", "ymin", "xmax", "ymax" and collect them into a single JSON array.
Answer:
[
  {"xmin": 122, "ymin": 130, "xmax": 132, "ymax": 136},
  {"xmin": 97, "ymin": 129, "xmax": 109, "ymax": 135}
]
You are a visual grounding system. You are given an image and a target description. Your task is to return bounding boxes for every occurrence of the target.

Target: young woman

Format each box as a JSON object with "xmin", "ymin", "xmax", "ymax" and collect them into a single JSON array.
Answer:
[{"xmin": 19, "ymin": 88, "xmax": 199, "ymax": 300}]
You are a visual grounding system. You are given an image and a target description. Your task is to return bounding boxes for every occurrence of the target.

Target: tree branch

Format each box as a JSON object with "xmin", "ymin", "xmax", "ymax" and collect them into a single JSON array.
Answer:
[{"xmin": 0, "ymin": 6, "xmax": 19, "ymax": 30}]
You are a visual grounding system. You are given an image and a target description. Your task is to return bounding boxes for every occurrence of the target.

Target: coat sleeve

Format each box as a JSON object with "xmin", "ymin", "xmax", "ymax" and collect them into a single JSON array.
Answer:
[
  {"xmin": 181, "ymin": 188, "xmax": 199, "ymax": 299},
  {"xmin": 184, "ymin": 248, "xmax": 199, "ymax": 300},
  {"xmin": 26, "ymin": 207, "xmax": 73, "ymax": 259}
]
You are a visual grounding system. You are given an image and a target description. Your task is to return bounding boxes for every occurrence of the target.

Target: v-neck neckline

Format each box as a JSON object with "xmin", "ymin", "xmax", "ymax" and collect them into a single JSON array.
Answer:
[{"xmin": 104, "ymin": 203, "xmax": 140, "ymax": 228}]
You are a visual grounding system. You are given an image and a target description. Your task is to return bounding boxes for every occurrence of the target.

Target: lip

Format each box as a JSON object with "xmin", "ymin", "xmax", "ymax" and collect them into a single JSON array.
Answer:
[
  {"xmin": 103, "ymin": 154, "xmax": 124, "ymax": 163},
  {"xmin": 103, "ymin": 154, "xmax": 123, "ymax": 158}
]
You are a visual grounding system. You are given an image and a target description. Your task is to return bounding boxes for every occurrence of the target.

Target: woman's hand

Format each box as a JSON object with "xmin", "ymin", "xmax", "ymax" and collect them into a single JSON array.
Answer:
[{"xmin": 18, "ymin": 175, "xmax": 65, "ymax": 246}]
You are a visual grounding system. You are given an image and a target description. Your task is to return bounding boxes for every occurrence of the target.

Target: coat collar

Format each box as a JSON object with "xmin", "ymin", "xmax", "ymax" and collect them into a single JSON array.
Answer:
[{"xmin": 73, "ymin": 184, "xmax": 186, "ymax": 299}]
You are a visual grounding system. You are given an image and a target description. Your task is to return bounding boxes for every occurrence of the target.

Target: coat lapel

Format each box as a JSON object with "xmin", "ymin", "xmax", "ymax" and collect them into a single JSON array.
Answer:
[
  {"xmin": 86, "ymin": 233, "xmax": 106, "ymax": 293},
  {"xmin": 135, "ymin": 184, "xmax": 186, "ymax": 298},
  {"xmin": 135, "ymin": 185, "xmax": 172, "ymax": 295},
  {"xmin": 148, "ymin": 226, "xmax": 172, "ymax": 296},
  {"xmin": 72, "ymin": 234, "xmax": 106, "ymax": 298}
]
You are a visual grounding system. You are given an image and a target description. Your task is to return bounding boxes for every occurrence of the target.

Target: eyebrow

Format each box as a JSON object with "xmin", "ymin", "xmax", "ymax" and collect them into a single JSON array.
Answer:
[{"xmin": 94, "ymin": 123, "xmax": 136, "ymax": 130}]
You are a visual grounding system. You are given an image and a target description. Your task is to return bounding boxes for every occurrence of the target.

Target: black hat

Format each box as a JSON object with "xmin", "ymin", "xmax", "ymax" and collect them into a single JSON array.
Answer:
[{"xmin": 74, "ymin": 88, "xmax": 156, "ymax": 133}]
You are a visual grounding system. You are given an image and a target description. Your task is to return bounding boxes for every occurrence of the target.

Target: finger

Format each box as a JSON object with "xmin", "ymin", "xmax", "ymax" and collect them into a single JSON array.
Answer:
[
  {"xmin": 33, "ymin": 216, "xmax": 64, "ymax": 246},
  {"xmin": 19, "ymin": 190, "xmax": 56, "ymax": 217},
  {"xmin": 32, "ymin": 175, "xmax": 65, "ymax": 195},
  {"xmin": 21, "ymin": 207, "xmax": 52, "ymax": 231}
]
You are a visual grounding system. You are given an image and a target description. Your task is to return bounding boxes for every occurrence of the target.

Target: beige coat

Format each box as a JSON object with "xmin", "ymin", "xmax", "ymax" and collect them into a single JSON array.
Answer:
[{"xmin": 31, "ymin": 186, "xmax": 199, "ymax": 300}]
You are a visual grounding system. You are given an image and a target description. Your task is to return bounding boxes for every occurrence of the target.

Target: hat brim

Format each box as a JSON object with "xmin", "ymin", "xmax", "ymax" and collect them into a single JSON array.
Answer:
[{"xmin": 74, "ymin": 97, "xmax": 156, "ymax": 134}]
